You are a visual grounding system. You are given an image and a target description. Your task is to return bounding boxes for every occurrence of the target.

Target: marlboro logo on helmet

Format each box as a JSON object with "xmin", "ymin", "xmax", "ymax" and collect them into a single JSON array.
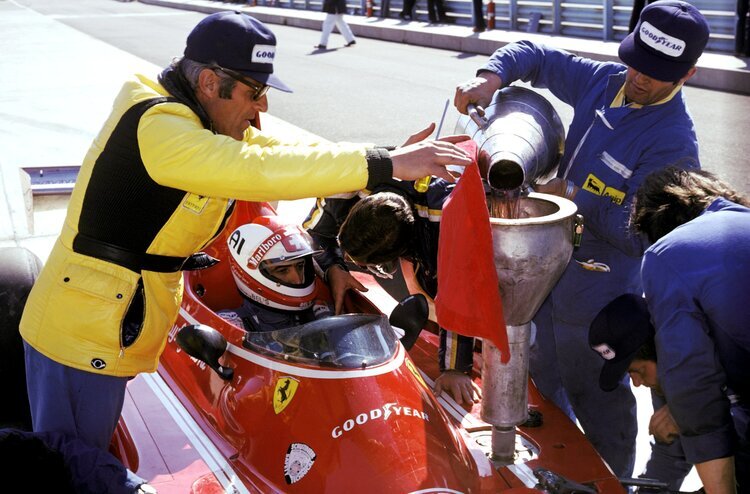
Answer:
[{"xmin": 618, "ymin": 0, "xmax": 709, "ymax": 82}]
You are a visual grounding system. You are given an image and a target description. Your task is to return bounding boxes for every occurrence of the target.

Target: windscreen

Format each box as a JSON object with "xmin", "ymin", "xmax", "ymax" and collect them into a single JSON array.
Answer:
[{"xmin": 244, "ymin": 314, "xmax": 398, "ymax": 369}]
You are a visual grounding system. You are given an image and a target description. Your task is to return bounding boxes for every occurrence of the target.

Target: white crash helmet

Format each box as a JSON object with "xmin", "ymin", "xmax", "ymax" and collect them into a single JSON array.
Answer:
[{"xmin": 227, "ymin": 216, "xmax": 319, "ymax": 311}]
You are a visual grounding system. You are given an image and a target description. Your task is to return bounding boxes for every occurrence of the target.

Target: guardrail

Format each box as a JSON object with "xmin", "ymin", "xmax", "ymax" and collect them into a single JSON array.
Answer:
[{"xmin": 238, "ymin": 0, "xmax": 738, "ymax": 53}]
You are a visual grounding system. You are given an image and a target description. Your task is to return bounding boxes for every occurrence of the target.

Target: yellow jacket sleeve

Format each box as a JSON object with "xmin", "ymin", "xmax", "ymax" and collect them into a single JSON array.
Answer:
[{"xmin": 138, "ymin": 102, "xmax": 371, "ymax": 201}]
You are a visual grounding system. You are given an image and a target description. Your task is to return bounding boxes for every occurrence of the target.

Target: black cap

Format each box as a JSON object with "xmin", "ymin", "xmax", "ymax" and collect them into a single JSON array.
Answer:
[
  {"xmin": 184, "ymin": 11, "xmax": 292, "ymax": 93},
  {"xmin": 589, "ymin": 294, "xmax": 655, "ymax": 392}
]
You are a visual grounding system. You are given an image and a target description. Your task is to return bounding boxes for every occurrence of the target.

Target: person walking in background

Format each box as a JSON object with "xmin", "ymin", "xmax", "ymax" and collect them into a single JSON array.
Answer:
[
  {"xmin": 472, "ymin": 0, "xmax": 486, "ymax": 32},
  {"xmin": 399, "ymin": 0, "xmax": 415, "ymax": 21},
  {"xmin": 454, "ymin": 0, "xmax": 710, "ymax": 478},
  {"xmin": 427, "ymin": 0, "xmax": 449, "ymax": 23},
  {"xmin": 315, "ymin": 0, "xmax": 356, "ymax": 50},
  {"xmin": 629, "ymin": 0, "xmax": 656, "ymax": 32},
  {"xmin": 737, "ymin": 0, "xmax": 750, "ymax": 56}
]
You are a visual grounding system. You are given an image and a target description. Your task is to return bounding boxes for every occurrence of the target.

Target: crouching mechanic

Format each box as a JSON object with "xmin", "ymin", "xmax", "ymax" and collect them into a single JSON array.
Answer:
[
  {"xmin": 589, "ymin": 294, "xmax": 693, "ymax": 491},
  {"xmin": 303, "ymin": 175, "xmax": 482, "ymax": 405},
  {"xmin": 219, "ymin": 216, "xmax": 332, "ymax": 332}
]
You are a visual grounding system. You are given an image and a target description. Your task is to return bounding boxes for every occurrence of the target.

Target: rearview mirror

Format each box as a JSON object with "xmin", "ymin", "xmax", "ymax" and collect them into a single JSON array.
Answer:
[
  {"xmin": 176, "ymin": 324, "xmax": 234, "ymax": 380},
  {"xmin": 389, "ymin": 294, "xmax": 428, "ymax": 351}
]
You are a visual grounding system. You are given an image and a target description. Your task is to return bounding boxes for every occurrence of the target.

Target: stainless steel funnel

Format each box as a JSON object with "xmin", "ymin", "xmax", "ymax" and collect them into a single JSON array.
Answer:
[
  {"xmin": 481, "ymin": 192, "xmax": 577, "ymax": 463},
  {"xmin": 455, "ymin": 86, "xmax": 565, "ymax": 190}
]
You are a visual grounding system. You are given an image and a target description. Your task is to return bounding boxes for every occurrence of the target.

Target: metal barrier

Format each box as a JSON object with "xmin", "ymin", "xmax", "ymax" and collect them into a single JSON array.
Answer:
[{"xmin": 262, "ymin": 0, "xmax": 738, "ymax": 53}]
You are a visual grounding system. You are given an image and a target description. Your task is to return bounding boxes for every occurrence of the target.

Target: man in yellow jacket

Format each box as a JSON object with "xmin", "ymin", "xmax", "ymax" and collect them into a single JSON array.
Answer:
[{"xmin": 19, "ymin": 11, "xmax": 471, "ymax": 486}]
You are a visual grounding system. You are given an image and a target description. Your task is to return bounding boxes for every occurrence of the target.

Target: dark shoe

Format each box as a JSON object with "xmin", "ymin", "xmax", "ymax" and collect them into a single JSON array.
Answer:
[
  {"xmin": 345, "ymin": 40, "xmax": 356, "ymax": 47},
  {"xmin": 314, "ymin": 44, "xmax": 327, "ymax": 50},
  {"xmin": 472, "ymin": 26, "xmax": 485, "ymax": 32},
  {"xmin": 398, "ymin": 12, "xmax": 411, "ymax": 20}
]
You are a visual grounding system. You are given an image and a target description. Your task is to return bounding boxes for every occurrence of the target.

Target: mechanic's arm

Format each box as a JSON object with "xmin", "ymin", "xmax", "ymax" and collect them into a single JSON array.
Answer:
[
  {"xmin": 695, "ymin": 458, "xmax": 736, "ymax": 494},
  {"xmin": 455, "ymin": 41, "xmax": 609, "ymax": 115},
  {"xmin": 435, "ymin": 330, "xmax": 479, "ymax": 405}
]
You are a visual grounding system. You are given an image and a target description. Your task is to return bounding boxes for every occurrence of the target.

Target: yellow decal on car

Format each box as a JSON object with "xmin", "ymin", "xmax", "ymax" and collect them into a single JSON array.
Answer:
[{"xmin": 274, "ymin": 376, "xmax": 300, "ymax": 414}]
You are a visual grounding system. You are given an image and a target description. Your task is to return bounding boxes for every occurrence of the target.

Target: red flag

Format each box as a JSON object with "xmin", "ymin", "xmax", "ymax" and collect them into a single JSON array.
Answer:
[{"xmin": 435, "ymin": 141, "xmax": 510, "ymax": 363}]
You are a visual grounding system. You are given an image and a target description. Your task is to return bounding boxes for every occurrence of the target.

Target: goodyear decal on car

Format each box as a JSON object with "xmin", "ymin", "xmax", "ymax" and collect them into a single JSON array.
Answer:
[
  {"xmin": 331, "ymin": 403, "xmax": 429, "ymax": 438},
  {"xmin": 274, "ymin": 376, "xmax": 299, "ymax": 414},
  {"xmin": 284, "ymin": 442, "xmax": 316, "ymax": 484},
  {"xmin": 182, "ymin": 193, "xmax": 208, "ymax": 214},
  {"xmin": 582, "ymin": 173, "xmax": 625, "ymax": 205}
]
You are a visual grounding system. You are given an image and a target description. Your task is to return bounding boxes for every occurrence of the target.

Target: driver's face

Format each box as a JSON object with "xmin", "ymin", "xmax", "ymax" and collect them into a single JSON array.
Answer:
[{"xmin": 266, "ymin": 259, "xmax": 305, "ymax": 285}]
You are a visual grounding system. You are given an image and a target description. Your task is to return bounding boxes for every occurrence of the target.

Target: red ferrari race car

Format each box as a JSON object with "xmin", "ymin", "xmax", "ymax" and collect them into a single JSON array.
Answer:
[{"xmin": 171, "ymin": 199, "xmax": 642, "ymax": 492}]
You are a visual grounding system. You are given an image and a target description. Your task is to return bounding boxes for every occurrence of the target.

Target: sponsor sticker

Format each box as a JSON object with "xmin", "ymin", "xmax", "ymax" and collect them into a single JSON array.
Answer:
[
  {"xmin": 593, "ymin": 343, "xmax": 616, "ymax": 360},
  {"xmin": 284, "ymin": 442, "xmax": 316, "ymax": 484},
  {"xmin": 639, "ymin": 21, "xmax": 686, "ymax": 58},
  {"xmin": 331, "ymin": 403, "xmax": 429, "ymax": 438},
  {"xmin": 583, "ymin": 173, "xmax": 606, "ymax": 196},
  {"xmin": 603, "ymin": 186, "xmax": 625, "ymax": 205},
  {"xmin": 182, "ymin": 193, "xmax": 208, "ymax": 214},
  {"xmin": 90, "ymin": 358, "xmax": 107, "ymax": 370},
  {"xmin": 274, "ymin": 376, "xmax": 300, "ymax": 414},
  {"xmin": 252, "ymin": 44, "xmax": 276, "ymax": 64},
  {"xmin": 582, "ymin": 173, "xmax": 625, "ymax": 204}
]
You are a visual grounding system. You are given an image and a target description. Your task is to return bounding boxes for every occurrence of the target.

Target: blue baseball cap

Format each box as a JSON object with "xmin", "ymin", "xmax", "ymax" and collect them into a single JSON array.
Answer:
[
  {"xmin": 184, "ymin": 11, "xmax": 292, "ymax": 93},
  {"xmin": 618, "ymin": 0, "xmax": 709, "ymax": 82}
]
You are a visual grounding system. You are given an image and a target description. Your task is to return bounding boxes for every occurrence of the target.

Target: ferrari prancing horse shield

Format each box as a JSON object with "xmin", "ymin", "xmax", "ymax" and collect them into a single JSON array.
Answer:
[{"xmin": 274, "ymin": 376, "xmax": 300, "ymax": 414}]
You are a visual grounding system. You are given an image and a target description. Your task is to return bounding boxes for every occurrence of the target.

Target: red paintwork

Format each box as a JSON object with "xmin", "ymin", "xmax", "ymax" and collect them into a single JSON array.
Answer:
[{"xmin": 121, "ymin": 199, "xmax": 624, "ymax": 493}]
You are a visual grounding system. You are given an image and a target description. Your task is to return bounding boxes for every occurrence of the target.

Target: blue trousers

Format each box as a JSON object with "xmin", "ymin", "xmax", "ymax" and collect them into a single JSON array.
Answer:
[
  {"xmin": 24, "ymin": 342, "xmax": 129, "ymax": 450},
  {"xmin": 530, "ymin": 297, "xmax": 638, "ymax": 477}
]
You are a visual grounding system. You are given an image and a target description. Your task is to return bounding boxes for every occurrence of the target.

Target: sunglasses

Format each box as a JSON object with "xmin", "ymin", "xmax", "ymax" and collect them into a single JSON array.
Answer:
[
  {"xmin": 345, "ymin": 254, "xmax": 400, "ymax": 280},
  {"xmin": 212, "ymin": 65, "xmax": 270, "ymax": 101}
]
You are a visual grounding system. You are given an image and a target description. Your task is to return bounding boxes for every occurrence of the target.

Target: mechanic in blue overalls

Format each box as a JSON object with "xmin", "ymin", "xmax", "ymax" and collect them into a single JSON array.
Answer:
[
  {"xmin": 453, "ymin": 0, "xmax": 710, "ymax": 477},
  {"xmin": 630, "ymin": 166, "xmax": 750, "ymax": 492},
  {"xmin": 218, "ymin": 216, "xmax": 333, "ymax": 331}
]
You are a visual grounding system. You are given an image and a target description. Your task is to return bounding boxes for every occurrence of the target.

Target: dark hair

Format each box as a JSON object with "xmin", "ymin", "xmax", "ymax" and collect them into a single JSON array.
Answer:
[
  {"xmin": 338, "ymin": 192, "xmax": 415, "ymax": 265},
  {"xmin": 631, "ymin": 166, "xmax": 750, "ymax": 243},
  {"xmin": 633, "ymin": 338, "xmax": 657, "ymax": 363},
  {"xmin": 0, "ymin": 430, "xmax": 75, "ymax": 493}
]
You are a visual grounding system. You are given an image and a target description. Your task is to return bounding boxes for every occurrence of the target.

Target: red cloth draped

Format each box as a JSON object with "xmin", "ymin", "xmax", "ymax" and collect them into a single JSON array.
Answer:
[{"xmin": 435, "ymin": 140, "xmax": 510, "ymax": 362}]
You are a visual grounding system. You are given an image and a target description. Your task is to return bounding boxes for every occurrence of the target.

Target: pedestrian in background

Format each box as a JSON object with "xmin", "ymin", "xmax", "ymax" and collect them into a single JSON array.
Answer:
[
  {"xmin": 427, "ymin": 0, "xmax": 449, "ymax": 23},
  {"xmin": 315, "ymin": 0, "xmax": 356, "ymax": 50},
  {"xmin": 472, "ymin": 0, "xmax": 486, "ymax": 32},
  {"xmin": 737, "ymin": 0, "xmax": 750, "ymax": 56},
  {"xmin": 454, "ymin": 0, "xmax": 710, "ymax": 478},
  {"xmin": 629, "ymin": 0, "xmax": 653, "ymax": 32}
]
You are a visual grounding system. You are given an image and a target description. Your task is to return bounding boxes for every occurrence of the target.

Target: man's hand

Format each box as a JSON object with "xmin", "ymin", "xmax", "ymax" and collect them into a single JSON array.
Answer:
[
  {"xmin": 533, "ymin": 178, "xmax": 578, "ymax": 200},
  {"xmin": 433, "ymin": 370, "xmax": 482, "ymax": 405},
  {"xmin": 391, "ymin": 136, "xmax": 473, "ymax": 182},
  {"xmin": 649, "ymin": 405, "xmax": 680, "ymax": 444},
  {"xmin": 454, "ymin": 72, "xmax": 503, "ymax": 116},
  {"xmin": 326, "ymin": 265, "xmax": 367, "ymax": 315}
]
